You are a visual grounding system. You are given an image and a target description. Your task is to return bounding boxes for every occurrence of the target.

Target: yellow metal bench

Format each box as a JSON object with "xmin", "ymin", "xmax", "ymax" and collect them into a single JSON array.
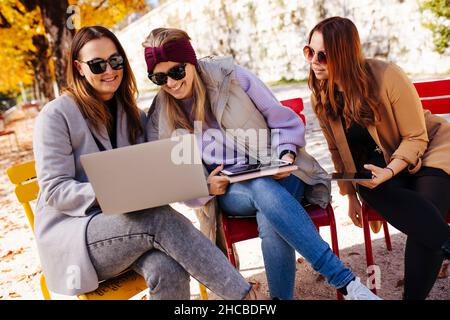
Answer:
[{"xmin": 6, "ymin": 160, "xmax": 208, "ymax": 300}]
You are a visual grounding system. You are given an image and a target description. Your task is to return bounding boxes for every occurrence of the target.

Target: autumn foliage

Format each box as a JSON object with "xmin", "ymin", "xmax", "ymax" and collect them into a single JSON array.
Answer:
[{"xmin": 0, "ymin": 0, "xmax": 149, "ymax": 100}]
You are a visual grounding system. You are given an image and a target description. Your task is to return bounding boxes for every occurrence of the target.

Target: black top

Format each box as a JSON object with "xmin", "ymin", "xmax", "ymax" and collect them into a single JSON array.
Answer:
[
  {"xmin": 335, "ymin": 90, "xmax": 447, "ymax": 179},
  {"xmin": 333, "ymin": 90, "xmax": 384, "ymax": 170},
  {"xmin": 342, "ymin": 117, "xmax": 385, "ymax": 171},
  {"xmin": 105, "ymin": 98, "xmax": 118, "ymax": 149},
  {"xmin": 342, "ymin": 116, "xmax": 450, "ymax": 179}
]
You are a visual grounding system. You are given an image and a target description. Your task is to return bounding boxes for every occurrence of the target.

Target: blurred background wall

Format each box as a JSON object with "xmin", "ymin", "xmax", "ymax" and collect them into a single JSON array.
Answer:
[{"xmin": 117, "ymin": 0, "xmax": 450, "ymax": 92}]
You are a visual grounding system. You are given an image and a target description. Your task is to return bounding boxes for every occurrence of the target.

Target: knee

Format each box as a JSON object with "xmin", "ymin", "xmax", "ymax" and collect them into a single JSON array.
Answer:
[
  {"xmin": 135, "ymin": 251, "xmax": 190, "ymax": 300},
  {"xmin": 256, "ymin": 213, "xmax": 288, "ymax": 246},
  {"xmin": 154, "ymin": 259, "xmax": 190, "ymax": 298},
  {"xmin": 250, "ymin": 176, "xmax": 273, "ymax": 189},
  {"xmin": 256, "ymin": 213, "xmax": 276, "ymax": 239},
  {"xmin": 256, "ymin": 213, "xmax": 294, "ymax": 260},
  {"xmin": 248, "ymin": 177, "xmax": 279, "ymax": 198},
  {"xmin": 143, "ymin": 205, "xmax": 193, "ymax": 231}
]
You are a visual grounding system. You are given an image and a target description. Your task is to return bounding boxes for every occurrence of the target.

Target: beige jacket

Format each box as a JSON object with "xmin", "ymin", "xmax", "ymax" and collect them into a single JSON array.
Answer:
[{"xmin": 313, "ymin": 59, "xmax": 450, "ymax": 196}]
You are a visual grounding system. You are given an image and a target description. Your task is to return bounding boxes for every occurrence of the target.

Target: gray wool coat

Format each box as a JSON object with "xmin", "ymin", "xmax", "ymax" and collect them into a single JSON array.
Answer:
[{"xmin": 33, "ymin": 94, "xmax": 146, "ymax": 295}]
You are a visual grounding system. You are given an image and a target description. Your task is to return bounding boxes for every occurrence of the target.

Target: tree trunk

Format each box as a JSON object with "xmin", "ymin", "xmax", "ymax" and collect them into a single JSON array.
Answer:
[
  {"xmin": 31, "ymin": 79, "xmax": 37, "ymax": 101},
  {"xmin": 21, "ymin": 0, "xmax": 74, "ymax": 92},
  {"xmin": 37, "ymin": 0, "xmax": 74, "ymax": 92},
  {"xmin": 31, "ymin": 34, "xmax": 55, "ymax": 102}
]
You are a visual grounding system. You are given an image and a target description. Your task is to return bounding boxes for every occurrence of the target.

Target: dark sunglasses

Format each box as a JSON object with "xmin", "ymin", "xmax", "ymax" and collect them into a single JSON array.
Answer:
[
  {"xmin": 303, "ymin": 45, "xmax": 327, "ymax": 65},
  {"xmin": 148, "ymin": 63, "xmax": 187, "ymax": 86},
  {"xmin": 80, "ymin": 54, "xmax": 124, "ymax": 74}
]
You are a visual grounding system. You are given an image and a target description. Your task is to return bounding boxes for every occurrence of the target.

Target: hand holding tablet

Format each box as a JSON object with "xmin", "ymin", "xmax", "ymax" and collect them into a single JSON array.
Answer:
[
  {"xmin": 220, "ymin": 160, "xmax": 298, "ymax": 183},
  {"xmin": 330, "ymin": 171, "xmax": 373, "ymax": 181},
  {"xmin": 220, "ymin": 159, "xmax": 292, "ymax": 176}
]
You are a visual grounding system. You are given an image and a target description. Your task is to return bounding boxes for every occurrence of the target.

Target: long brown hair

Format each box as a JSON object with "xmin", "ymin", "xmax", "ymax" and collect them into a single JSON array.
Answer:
[
  {"xmin": 307, "ymin": 17, "xmax": 381, "ymax": 127},
  {"xmin": 65, "ymin": 26, "xmax": 143, "ymax": 144},
  {"xmin": 142, "ymin": 28, "xmax": 207, "ymax": 133}
]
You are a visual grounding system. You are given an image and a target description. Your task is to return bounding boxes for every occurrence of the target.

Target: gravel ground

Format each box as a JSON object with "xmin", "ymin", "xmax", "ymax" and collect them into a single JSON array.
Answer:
[{"xmin": 0, "ymin": 86, "xmax": 448, "ymax": 300}]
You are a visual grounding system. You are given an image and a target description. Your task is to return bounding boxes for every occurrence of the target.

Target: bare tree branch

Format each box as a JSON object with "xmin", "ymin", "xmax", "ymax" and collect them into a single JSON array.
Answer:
[
  {"xmin": 94, "ymin": 0, "xmax": 108, "ymax": 10},
  {"xmin": 0, "ymin": 11, "xmax": 11, "ymax": 28},
  {"xmin": 12, "ymin": 4, "xmax": 25, "ymax": 15},
  {"xmin": 19, "ymin": 0, "xmax": 37, "ymax": 11}
]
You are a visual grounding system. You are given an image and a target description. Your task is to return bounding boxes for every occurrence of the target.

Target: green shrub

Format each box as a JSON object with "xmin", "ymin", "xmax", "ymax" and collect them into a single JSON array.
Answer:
[{"xmin": 419, "ymin": 0, "xmax": 450, "ymax": 54}]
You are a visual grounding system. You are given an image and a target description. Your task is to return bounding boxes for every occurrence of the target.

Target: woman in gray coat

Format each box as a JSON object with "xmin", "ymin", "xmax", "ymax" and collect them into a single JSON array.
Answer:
[{"xmin": 32, "ymin": 25, "xmax": 265, "ymax": 300}]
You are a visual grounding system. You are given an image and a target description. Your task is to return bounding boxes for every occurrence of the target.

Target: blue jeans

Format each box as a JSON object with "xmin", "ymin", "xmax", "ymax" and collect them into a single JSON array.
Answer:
[{"xmin": 218, "ymin": 175, "xmax": 354, "ymax": 299}]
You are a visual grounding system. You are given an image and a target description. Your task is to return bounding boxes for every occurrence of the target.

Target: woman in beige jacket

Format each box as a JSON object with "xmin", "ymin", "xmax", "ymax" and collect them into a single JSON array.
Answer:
[{"xmin": 306, "ymin": 17, "xmax": 450, "ymax": 300}]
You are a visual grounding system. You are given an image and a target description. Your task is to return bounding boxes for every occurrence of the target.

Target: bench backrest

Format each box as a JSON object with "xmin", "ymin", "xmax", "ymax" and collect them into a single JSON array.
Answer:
[
  {"xmin": 6, "ymin": 160, "xmax": 38, "ymax": 232},
  {"xmin": 413, "ymin": 79, "xmax": 450, "ymax": 114},
  {"xmin": 278, "ymin": 79, "xmax": 449, "ymax": 126},
  {"xmin": 280, "ymin": 97, "xmax": 305, "ymax": 124}
]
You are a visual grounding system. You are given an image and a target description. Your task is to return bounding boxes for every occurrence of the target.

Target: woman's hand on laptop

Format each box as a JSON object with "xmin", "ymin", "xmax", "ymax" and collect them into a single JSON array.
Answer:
[{"xmin": 207, "ymin": 164, "xmax": 230, "ymax": 195}]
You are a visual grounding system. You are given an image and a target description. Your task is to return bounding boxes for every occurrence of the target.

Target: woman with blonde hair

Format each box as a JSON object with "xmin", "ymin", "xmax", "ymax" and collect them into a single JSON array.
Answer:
[
  {"xmin": 144, "ymin": 27, "xmax": 380, "ymax": 300},
  {"xmin": 305, "ymin": 16, "xmax": 450, "ymax": 299},
  {"xmin": 33, "ymin": 25, "xmax": 266, "ymax": 300}
]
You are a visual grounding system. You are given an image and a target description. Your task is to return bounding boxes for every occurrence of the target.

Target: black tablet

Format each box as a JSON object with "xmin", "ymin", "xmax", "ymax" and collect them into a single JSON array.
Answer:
[
  {"xmin": 330, "ymin": 172, "xmax": 373, "ymax": 181},
  {"xmin": 221, "ymin": 159, "xmax": 291, "ymax": 176}
]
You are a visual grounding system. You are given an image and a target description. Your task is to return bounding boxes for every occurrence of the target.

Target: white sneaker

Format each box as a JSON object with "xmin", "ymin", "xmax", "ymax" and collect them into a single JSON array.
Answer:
[{"xmin": 344, "ymin": 277, "xmax": 382, "ymax": 300}]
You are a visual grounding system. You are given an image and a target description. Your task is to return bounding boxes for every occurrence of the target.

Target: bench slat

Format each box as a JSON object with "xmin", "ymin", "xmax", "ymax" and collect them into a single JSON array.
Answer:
[
  {"xmin": 6, "ymin": 160, "xmax": 36, "ymax": 184},
  {"xmin": 421, "ymin": 98, "xmax": 450, "ymax": 114},
  {"xmin": 15, "ymin": 181, "xmax": 39, "ymax": 203},
  {"xmin": 413, "ymin": 79, "xmax": 450, "ymax": 98}
]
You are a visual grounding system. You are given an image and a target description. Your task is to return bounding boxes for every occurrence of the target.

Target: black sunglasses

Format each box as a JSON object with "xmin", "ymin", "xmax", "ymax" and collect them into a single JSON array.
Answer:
[
  {"xmin": 148, "ymin": 63, "xmax": 187, "ymax": 86},
  {"xmin": 80, "ymin": 54, "xmax": 124, "ymax": 74},
  {"xmin": 303, "ymin": 45, "xmax": 327, "ymax": 65}
]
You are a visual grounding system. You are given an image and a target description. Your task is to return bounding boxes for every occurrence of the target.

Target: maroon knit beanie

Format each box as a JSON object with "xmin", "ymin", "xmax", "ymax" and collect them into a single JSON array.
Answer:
[{"xmin": 144, "ymin": 38, "xmax": 198, "ymax": 74}]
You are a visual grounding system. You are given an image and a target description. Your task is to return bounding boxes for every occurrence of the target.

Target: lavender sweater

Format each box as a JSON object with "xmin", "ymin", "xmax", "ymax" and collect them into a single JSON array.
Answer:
[{"xmin": 183, "ymin": 64, "xmax": 305, "ymax": 207}]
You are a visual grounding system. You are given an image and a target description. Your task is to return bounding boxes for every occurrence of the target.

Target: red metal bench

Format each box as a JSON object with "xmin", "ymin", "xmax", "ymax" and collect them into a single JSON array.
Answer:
[
  {"xmin": 0, "ymin": 115, "xmax": 19, "ymax": 152},
  {"xmin": 220, "ymin": 97, "xmax": 343, "ymax": 300}
]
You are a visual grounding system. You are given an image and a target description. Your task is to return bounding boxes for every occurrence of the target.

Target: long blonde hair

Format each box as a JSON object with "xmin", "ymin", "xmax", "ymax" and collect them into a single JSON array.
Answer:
[
  {"xmin": 142, "ymin": 28, "xmax": 207, "ymax": 132},
  {"xmin": 307, "ymin": 17, "xmax": 381, "ymax": 128},
  {"xmin": 65, "ymin": 26, "xmax": 143, "ymax": 144}
]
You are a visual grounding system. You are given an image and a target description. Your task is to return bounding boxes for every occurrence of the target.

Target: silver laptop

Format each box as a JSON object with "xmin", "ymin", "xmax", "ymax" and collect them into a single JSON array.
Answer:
[{"xmin": 80, "ymin": 134, "xmax": 209, "ymax": 215}]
